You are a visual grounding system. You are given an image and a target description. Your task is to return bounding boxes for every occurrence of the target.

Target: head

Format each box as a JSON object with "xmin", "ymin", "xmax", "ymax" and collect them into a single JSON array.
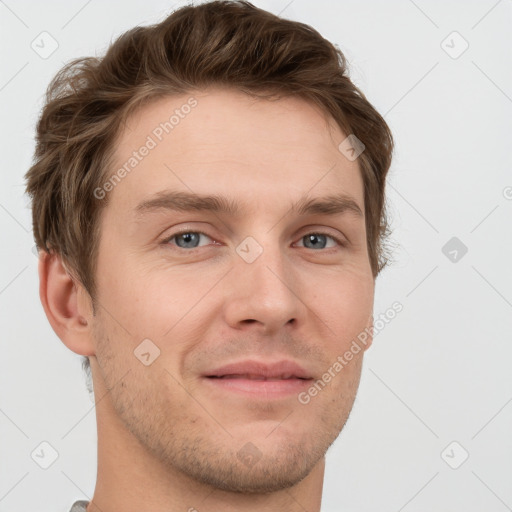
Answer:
[{"xmin": 26, "ymin": 0, "xmax": 393, "ymax": 494}]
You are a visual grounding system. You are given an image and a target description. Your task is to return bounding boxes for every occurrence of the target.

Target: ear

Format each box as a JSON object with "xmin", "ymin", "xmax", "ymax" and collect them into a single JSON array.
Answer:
[
  {"xmin": 362, "ymin": 311, "xmax": 374, "ymax": 351},
  {"xmin": 38, "ymin": 251, "xmax": 96, "ymax": 357}
]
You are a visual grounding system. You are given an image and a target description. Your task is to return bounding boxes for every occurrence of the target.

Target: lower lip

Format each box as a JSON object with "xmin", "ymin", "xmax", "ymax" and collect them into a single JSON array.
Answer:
[{"xmin": 203, "ymin": 376, "xmax": 312, "ymax": 398}]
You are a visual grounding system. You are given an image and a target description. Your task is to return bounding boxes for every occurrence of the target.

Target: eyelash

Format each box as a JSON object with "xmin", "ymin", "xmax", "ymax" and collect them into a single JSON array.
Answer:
[{"xmin": 160, "ymin": 229, "xmax": 347, "ymax": 251}]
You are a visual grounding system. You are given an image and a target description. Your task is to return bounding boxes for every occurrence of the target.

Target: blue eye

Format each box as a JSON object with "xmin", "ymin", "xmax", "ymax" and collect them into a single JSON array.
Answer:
[
  {"xmin": 297, "ymin": 233, "xmax": 341, "ymax": 250},
  {"xmin": 165, "ymin": 231, "xmax": 213, "ymax": 249},
  {"xmin": 161, "ymin": 230, "xmax": 344, "ymax": 252}
]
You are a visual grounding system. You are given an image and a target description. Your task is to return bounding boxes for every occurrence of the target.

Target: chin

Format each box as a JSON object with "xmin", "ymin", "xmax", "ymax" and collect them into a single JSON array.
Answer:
[{"xmin": 160, "ymin": 429, "xmax": 331, "ymax": 495}]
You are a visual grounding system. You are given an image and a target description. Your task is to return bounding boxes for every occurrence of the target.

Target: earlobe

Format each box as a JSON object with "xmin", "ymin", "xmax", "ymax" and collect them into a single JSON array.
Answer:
[{"xmin": 38, "ymin": 251, "xmax": 95, "ymax": 357}]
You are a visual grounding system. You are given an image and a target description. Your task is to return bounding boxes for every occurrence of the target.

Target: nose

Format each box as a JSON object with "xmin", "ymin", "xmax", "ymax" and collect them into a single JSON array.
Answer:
[{"xmin": 222, "ymin": 241, "xmax": 306, "ymax": 335}]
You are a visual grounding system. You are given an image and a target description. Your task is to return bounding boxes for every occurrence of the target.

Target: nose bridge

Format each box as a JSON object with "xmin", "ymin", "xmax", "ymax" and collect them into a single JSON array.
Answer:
[
  {"xmin": 239, "ymin": 235, "xmax": 294, "ymax": 299},
  {"xmin": 225, "ymin": 233, "xmax": 303, "ymax": 332}
]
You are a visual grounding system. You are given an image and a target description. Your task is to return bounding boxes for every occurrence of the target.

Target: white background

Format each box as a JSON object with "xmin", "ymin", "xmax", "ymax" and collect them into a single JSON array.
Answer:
[{"xmin": 1, "ymin": 1, "xmax": 511, "ymax": 511}]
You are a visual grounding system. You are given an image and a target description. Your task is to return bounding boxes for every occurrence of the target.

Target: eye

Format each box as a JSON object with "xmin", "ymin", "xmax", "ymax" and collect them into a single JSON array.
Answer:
[
  {"xmin": 160, "ymin": 229, "xmax": 346, "ymax": 252},
  {"xmin": 162, "ymin": 231, "xmax": 214, "ymax": 250},
  {"xmin": 295, "ymin": 232, "xmax": 344, "ymax": 250}
]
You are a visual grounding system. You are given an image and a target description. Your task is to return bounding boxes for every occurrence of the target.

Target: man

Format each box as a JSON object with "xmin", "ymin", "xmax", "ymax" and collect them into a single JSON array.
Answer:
[{"xmin": 25, "ymin": 1, "xmax": 394, "ymax": 510}]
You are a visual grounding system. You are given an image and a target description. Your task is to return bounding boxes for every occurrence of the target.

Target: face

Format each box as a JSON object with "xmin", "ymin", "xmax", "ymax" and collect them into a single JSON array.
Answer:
[{"xmin": 90, "ymin": 87, "xmax": 374, "ymax": 493}]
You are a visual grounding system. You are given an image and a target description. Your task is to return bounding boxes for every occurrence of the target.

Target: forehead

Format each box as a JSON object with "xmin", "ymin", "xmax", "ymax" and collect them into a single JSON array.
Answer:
[{"xmin": 107, "ymin": 87, "xmax": 364, "ymax": 216}]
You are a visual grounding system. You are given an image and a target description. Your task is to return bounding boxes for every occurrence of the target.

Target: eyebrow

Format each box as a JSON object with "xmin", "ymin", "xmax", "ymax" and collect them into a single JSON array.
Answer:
[{"xmin": 134, "ymin": 190, "xmax": 364, "ymax": 219}]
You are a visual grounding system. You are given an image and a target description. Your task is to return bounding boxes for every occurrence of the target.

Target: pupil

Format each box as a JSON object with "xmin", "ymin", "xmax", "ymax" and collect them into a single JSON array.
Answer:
[
  {"xmin": 306, "ymin": 234, "xmax": 326, "ymax": 249},
  {"xmin": 178, "ymin": 232, "xmax": 199, "ymax": 248}
]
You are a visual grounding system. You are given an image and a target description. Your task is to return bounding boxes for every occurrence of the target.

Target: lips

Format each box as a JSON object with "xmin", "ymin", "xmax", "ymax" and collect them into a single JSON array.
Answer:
[
  {"xmin": 203, "ymin": 360, "xmax": 314, "ymax": 398},
  {"xmin": 213, "ymin": 374, "xmax": 302, "ymax": 381},
  {"xmin": 204, "ymin": 360, "xmax": 313, "ymax": 380}
]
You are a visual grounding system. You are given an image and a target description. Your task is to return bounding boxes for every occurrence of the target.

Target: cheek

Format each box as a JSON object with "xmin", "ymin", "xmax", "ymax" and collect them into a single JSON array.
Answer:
[
  {"xmin": 95, "ymin": 248, "xmax": 182, "ymax": 336},
  {"xmin": 300, "ymin": 353, "xmax": 363, "ymax": 433},
  {"xmin": 310, "ymin": 267, "xmax": 374, "ymax": 341},
  {"xmin": 95, "ymin": 256, "xmax": 223, "ymax": 373}
]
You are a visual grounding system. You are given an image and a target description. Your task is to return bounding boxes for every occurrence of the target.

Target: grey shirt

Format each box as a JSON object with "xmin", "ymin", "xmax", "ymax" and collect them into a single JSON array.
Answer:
[{"xmin": 69, "ymin": 501, "xmax": 89, "ymax": 512}]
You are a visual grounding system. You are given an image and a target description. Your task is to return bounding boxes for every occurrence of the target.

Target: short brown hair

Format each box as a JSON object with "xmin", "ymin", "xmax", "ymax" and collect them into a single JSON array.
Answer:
[{"xmin": 25, "ymin": 0, "xmax": 394, "ymax": 379}]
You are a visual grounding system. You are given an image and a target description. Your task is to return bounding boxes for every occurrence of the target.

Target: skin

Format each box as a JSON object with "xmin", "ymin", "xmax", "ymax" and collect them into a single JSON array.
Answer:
[{"xmin": 40, "ymin": 87, "xmax": 375, "ymax": 512}]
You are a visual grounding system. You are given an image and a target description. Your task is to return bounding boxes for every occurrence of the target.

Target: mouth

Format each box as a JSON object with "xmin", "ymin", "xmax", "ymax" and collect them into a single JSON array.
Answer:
[
  {"xmin": 208, "ymin": 374, "xmax": 310, "ymax": 381},
  {"xmin": 202, "ymin": 360, "xmax": 314, "ymax": 398}
]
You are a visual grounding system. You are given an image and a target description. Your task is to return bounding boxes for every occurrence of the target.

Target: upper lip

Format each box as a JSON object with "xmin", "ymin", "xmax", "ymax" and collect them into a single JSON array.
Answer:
[{"xmin": 204, "ymin": 360, "xmax": 313, "ymax": 380}]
